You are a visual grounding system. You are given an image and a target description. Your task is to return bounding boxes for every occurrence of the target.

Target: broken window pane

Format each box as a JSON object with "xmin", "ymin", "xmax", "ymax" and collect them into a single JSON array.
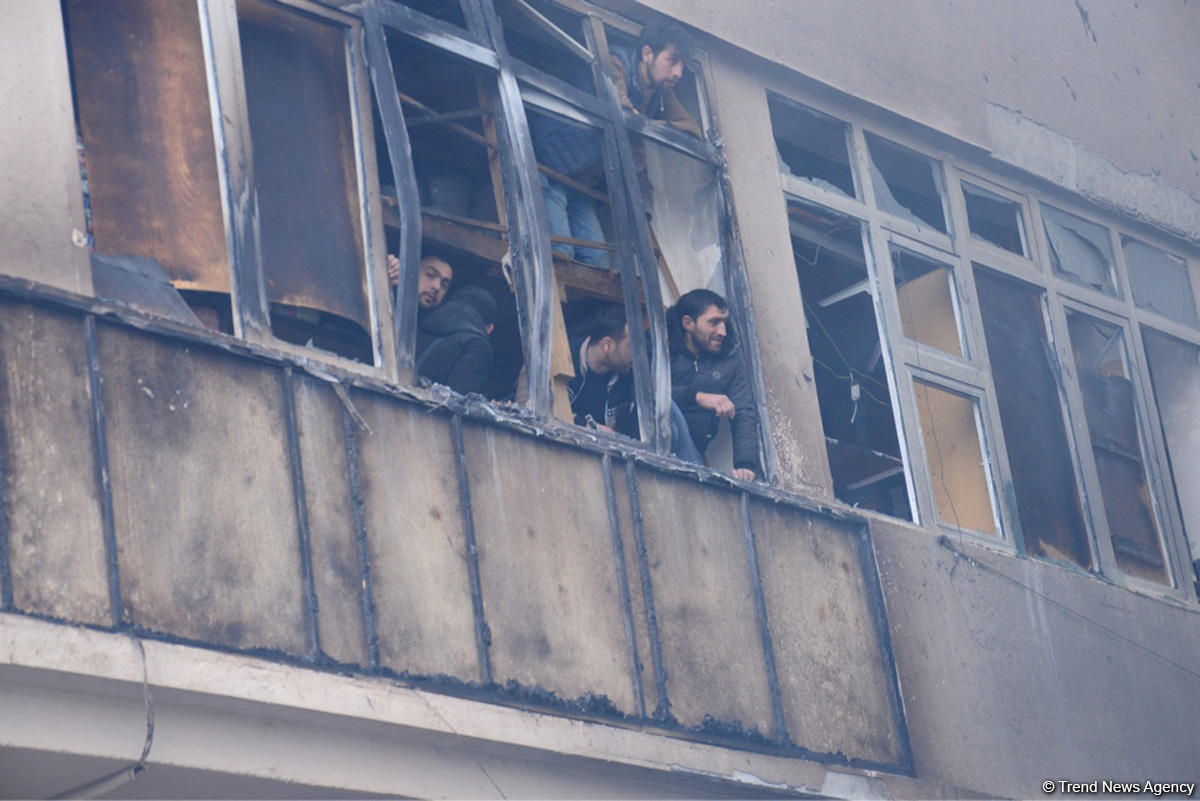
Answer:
[
  {"xmin": 495, "ymin": 0, "xmax": 592, "ymax": 81},
  {"xmin": 396, "ymin": 0, "xmax": 468, "ymax": 30},
  {"xmin": 865, "ymin": 134, "xmax": 949, "ymax": 233},
  {"xmin": 1123, "ymin": 237, "xmax": 1198, "ymax": 327},
  {"xmin": 1041, "ymin": 205, "xmax": 1117, "ymax": 297},
  {"xmin": 1066, "ymin": 312, "xmax": 1168, "ymax": 584},
  {"xmin": 892, "ymin": 248, "xmax": 965, "ymax": 358},
  {"xmin": 963, "ymin": 182, "xmax": 1027, "ymax": 256},
  {"xmin": 638, "ymin": 137, "xmax": 726, "ymax": 303},
  {"xmin": 64, "ymin": 0, "xmax": 231, "ymax": 330},
  {"xmin": 975, "ymin": 267, "xmax": 1091, "ymax": 567},
  {"xmin": 1142, "ymin": 329, "xmax": 1200, "ymax": 584},
  {"xmin": 768, "ymin": 94, "xmax": 855, "ymax": 197},
  {"xmin": 789, "ymin": 200, "xmax": 910, "ymax": 520},
  {"xmin": 912, "ymin": 381, "xmax": 998, "ymax": 535},
  {"xmin": 238, "ymin": 0, "xmax": 372, "ymax": 362},
  {"xmin": 382, "ymin": 33, "xmax": 522, "ymax": 399}
]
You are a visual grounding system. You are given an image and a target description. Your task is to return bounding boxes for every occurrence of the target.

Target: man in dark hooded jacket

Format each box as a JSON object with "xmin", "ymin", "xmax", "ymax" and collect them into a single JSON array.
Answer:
[
  {"xmin": 416, "ymin": 285, "xmax": 496, "ymax": 395},
  {"xmin": 668, "ymin": 288, "xmax": 760, "ymax": 481}
]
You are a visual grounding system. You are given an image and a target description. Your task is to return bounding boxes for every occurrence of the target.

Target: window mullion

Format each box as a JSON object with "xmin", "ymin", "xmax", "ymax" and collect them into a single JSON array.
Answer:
[
  {"xmin": 583, "ymin": 14, "xmax": 670, "ymax": 452},
  {"xmin": 362, "ymin": 5, "xmax": 422, "ymax": 380},
  {"xmin": 200, "ymin": 0, "xmax": 270, "ymax": 342}
]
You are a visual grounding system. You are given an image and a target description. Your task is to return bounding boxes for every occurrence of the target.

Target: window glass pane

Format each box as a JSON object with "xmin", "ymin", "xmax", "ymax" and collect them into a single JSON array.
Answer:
[
  {"xmin": 1142, "ymin": 329, "xmax": 1200, "ymax": 582},
  {"xmin": 789, "ymin": 200, "xmax": 910, "ymax": 520},
  {"xmin": 1041, "ymin": 205, "xmax": 1118, "ymax": 297},
  {"xmin": 65, "ymin": 0, "xmax": 231, "ymax": 331},
  {"xmin": 238, "ymin": 0, "xmax": 371, "ymax": 361},
  {"xmin": 975, "ymin": 267, "xmax": 1091, "ymax": 567},
  {"xmin": 963, "ymin": 182, "xmax": 1027, "ymax": 257},
  {"xmin": 1066, "ymin": 312, "xmax": 1168, "ymax": 584},
  {"xmin": 1123, "ymin": 237, "xmax": 1198, "ymax": 327},
  {"xmin": 768, "ymin": 95, "xmax": 854, "ymax": 198},
  {"xmin": 865, "ymin": 134, "xmax": 948, "ymax": 233},
  {"xmin": 892, "ymin": 248, "xmax": 965, "ymax": 358},
  {"xmin": 912, "ymin": 381, "xmax": 998, "ymax": 535},
  {"xmin": 382, "ymin": 34, "xmax": 522, "ymax": 399}
]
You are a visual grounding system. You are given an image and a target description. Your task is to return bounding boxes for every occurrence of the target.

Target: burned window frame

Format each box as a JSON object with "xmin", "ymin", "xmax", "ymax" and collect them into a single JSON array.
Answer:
[
  {"xmin": 369, "ymin": 0, "xmax": 770, "ymax": 472},
  {"xmin": 770, "ymin": 86, "xmax": 1200, "ymax": 601}
]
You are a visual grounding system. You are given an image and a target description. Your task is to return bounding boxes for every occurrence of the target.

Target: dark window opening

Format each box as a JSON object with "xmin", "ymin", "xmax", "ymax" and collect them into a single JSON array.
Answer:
[
  {"xmin": 1066, "ymin": 311, "xmax": 1169, "ymax": 584},
  {"xmin": 495, "ymin": 0, "xmax": 592, "ymax": 80},
  {"xmin": 975, "ymin": 267, "xmax": 1091, "ymax": 567},
  {"xmin": 1142, "ymin": 329, "xmax": 1200, "ymax": 593},
  {"xmin": 382, "ymin": 33, "xmax": 524, "ymax": 398},
  {"xmin": 789, "ymin": 200, "xmax": 910, "ymax": 520},
  {"xmin": 1123, "ymin": 237, "xmax": 1198, "ymax": 327},
  {"xmin": 63, "ymin": 0, "xmax": 231, "ymax": 332},
  {"xmin": 865, "ymin": 133, "xmax": 948, "ymax": 234},
  {"xmin": 768, "ymin": 95, "xmax": 854, "ymax": 198},
  {"xmin": 1041, "ymin": 204, "xmax": 1117, "ymax": 297},
  {"xmin": 892, "ymin": 248, "xmax": 965, "ymax": 358},
  {"xmin": 392, "ymin": 0, "xmax": 468, "ymax": 30},
  {"xmin": 963, "ymin": 182, "xmax": 1027, "ymax": 257}
]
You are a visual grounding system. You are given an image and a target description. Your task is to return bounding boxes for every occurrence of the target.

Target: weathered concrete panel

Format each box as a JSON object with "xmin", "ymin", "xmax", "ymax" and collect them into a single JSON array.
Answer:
[
  {"xmin": 633, "ymin": 470, "xmax": 772, "ymax": 734},
  {"xmin": 612, "ymin": 460, "xmax": 658, "ymax": 717},
  {"xmin": 0, "ymin": 2, "xmax": 92, "ymax": 294},
  {"xmin": 750, "ymin": 500, "xmax": 902, "ymax": 766},
  {"xmin": 872, "ymin": 517, "xmax": 1200, "ymax": 796},
  {"xmin": 292, "ymin": 376, "xmax": 366, "ymax": 666},
  {"xmin": 463, "ymin": 425, "xmax": 636, "ymax": 714},
  {"xmin": 353, "ymin": 395, "xmax": 478, "ymax": 680},
  {"xmin": 0, "ymin": 302, "xmax": 108, "ymax": 624},
  {"xmin": 97, "ymin": 325, "xmax": 306, "ymax": 654}
]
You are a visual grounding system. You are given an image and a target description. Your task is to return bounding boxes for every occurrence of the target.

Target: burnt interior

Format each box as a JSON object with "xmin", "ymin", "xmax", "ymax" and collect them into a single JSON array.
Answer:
[{"xmin": 789, "ymin": 200, "xmax": 910, "ymax": 520}]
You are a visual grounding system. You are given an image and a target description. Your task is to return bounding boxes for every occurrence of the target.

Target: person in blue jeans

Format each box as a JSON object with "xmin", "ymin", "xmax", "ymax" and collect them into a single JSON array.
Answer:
[{"xmin": 529, "ymin": 19, "xmax": 701, "ymax": 267}]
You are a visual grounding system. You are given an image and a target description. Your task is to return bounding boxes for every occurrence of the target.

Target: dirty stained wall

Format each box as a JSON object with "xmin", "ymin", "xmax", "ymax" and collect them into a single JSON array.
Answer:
[{"xmin": 640, "ymin": 0, "xmax": 1200, "ymax": 240}]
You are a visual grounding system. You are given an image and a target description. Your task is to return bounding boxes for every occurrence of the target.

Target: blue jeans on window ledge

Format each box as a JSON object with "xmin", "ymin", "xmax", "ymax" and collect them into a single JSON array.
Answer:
[
  {"xmin": 540, "ymin": 173, "xmax": 611, "ymax": 269},
  {"xmin": 669, "ymin": 400, "xmax": 704, "ymax": 465}
]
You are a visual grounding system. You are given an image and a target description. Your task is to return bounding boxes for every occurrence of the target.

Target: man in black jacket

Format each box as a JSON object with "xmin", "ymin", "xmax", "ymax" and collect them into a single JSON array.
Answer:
[
  {"xmin": 416, "ymin": 286, "xmax": 495, "ymax": 395},
  {"xmin": 668, "ymin": 288, "xmax": 760, "ymax": 481},
  {"xmin": 567, "ymin": 306, "xmax": 637, "ymax": 437}
]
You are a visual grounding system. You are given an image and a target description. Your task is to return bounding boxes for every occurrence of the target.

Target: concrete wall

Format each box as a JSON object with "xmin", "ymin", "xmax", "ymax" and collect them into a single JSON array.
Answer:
[
  {"xmin": 871, "ymin": 515, "xmax": 1200, "ymax": 797},
  {"xmin": 641, "ymin": 0, "xmax": 1200, "ymax": 242},
  {"xmin": 0, "ymin": 0, "xmax": 92, "ymax": 294}
]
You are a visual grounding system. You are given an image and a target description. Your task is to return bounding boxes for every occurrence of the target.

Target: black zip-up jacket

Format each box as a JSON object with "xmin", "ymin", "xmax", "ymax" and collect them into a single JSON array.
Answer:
[
  {"xmin": 669, "ymin": 327, "xmax": 760, "ymax": 473},
  {"xmin": 415, "ymin": 301, "xmax": 493, "ymax": 395},
  {"xmin": 567, "ymin": 334, "xmax": 638, "ymax": 437}
]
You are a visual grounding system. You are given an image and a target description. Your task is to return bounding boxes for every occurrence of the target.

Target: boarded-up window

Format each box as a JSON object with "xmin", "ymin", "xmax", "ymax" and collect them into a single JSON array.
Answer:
[
  {"xmin": 892, "ymin": 248, "xmax": 965, "ymax": 358},
  {"xmin": 1066, "ymin": 311, "xmax": 1168, "ymax": 584},
  {"xmin": 963, "ymin": 182, "xmax": 1027, "ymax": 257},
  {"xmin": 1142, "ymin": 329, "xmax": 1200, "ymax": 574},
  {"xmin": 237, "ymin": 0, "xmax": 371, "ymax": 361},
  {"xmin": 1042, "ymin": 205, "xmax": 1117, "ymax": 297},
  {"xmin": 1123, "ymin": 237, "xmax": 1198, "ymax": 327},
  {"xmin": 65, "ymin": 0, "xmax": 229, "ymax": 316},
  {"xmin": 912, "ymin": 381, "xmax": 998, "ymax": 535},
  {"xmin": 865, "ymin": 134, "xmax": 949, "ymax": 233},
  {"xmin": 975, "ymin": 267, "xmax": 1091, "ymax": 567},
  {"xmin": 769, "ymin": 95, "xmax": 855, "ymax": 198}
]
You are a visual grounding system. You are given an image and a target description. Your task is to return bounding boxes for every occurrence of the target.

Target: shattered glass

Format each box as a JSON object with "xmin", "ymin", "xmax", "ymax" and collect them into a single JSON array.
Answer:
[
  {"xmin": 1041, "ymin": 205, "xmax": 1117, "ymax": 296},
  {"xmin": 1123, "ymin": 236, "xmax": 1198, "ymax": 327},
  {"xmin": 865, "ymin": 134, "xmax": 948, "ymax": 233},
  {"xmin": 963, "ymin": 182, "xmax": 1027, "ymax": 256}
]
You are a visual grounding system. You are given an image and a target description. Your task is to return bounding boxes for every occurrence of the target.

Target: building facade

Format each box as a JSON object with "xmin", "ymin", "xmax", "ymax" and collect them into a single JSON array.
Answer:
[{"xmin": 1, "ymin": 0, "xmax": 1198, "ymax": 797}]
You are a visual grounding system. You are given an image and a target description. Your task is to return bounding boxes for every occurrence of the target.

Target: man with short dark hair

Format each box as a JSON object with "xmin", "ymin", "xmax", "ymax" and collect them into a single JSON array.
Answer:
[
  {"xmin": 567, "ymin": 306, "xmax": 637, "ymax": 436},
  {"xmin": 530, "ymin": 19, "xmax": 701, "ymax": 266},
  {"xmin": 416, "ymin": 285, "xmax": 496, "ymax": 395},
  {"xmin": 387, "ymin": 251, "xmax": 454, "ymax": 310},
  {"xmin": 668, "ymin": 288, "xmax": 760, "ymax": 481}
]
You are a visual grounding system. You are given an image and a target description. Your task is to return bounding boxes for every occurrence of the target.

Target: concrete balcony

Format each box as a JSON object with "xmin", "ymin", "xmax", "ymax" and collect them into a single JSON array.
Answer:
[{"xmin": 0, "ymin": 282, "xmax": 913, "ymax": 796}]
